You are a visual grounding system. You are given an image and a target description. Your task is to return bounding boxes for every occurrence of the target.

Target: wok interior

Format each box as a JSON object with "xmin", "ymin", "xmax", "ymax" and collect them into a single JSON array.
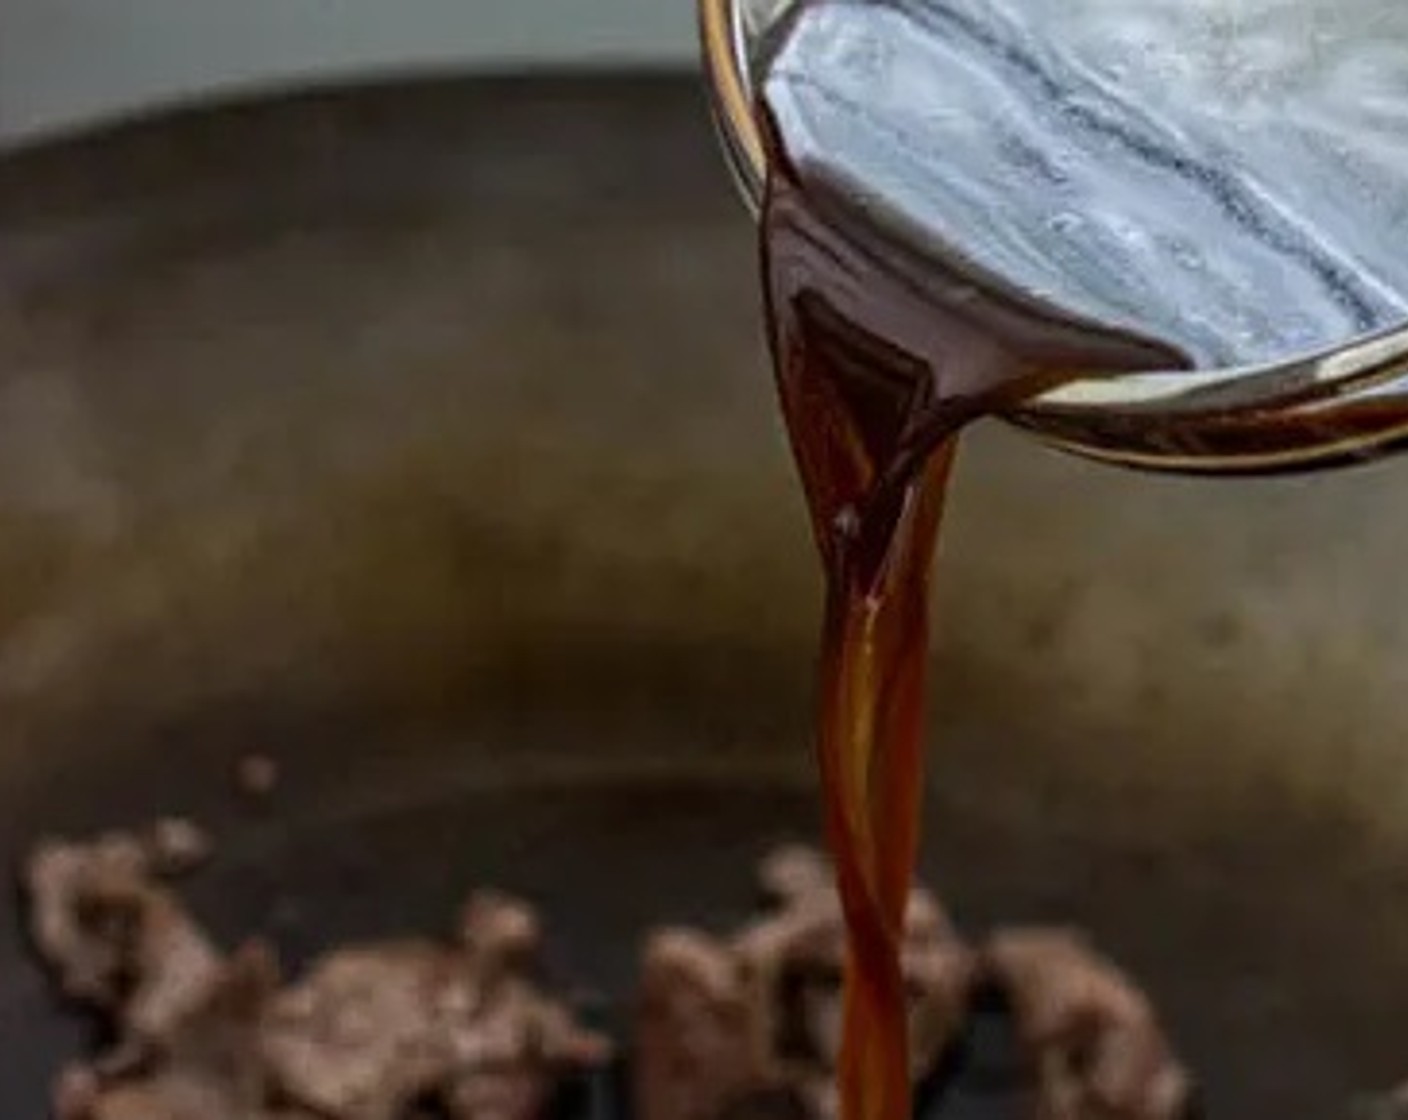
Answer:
[{"xmin": 1, "ymin": 74, "xmax": 1408, "ymax": 1119}]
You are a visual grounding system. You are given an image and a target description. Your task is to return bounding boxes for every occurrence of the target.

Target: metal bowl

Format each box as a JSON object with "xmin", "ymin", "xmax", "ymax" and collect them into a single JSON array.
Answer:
[{"xmin": 699, "ymin": 0, "xmax": 1408, "ymax": 475}]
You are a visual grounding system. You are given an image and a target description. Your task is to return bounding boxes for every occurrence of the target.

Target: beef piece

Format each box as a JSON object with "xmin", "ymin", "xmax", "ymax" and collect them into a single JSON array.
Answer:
[
  {"xmin": 24, "ymin": 833, "xmax": 224, "ymax": 1045},
  {"xmin": 637, "ymin": 928, "xmax": 763, "ymax": 1120},
  {"xmin": 261, "ymin": 940, "xmax": 463, "ymax": 1120},
  {"xmin": 169, "ymin": 941, "xmax": 281, "ymax": 1097},
  {"xmin": 263, "ymin": 898, "xmax": 609, "ymax": 1120},
  {"xmin": 26, "ymin": 829, "xmax": 605, "ymax": 1120},
  {"xmin": 982, "ymin": 929, "xmax": 1194, "ymax": 1120},
  {"xmin": 441, "ymin": 979, "xmax": 611, "ymax": 1120},
  {"xmin": 55, "ymin": 940, "xmax": 280, "ymax": 1120},
  {"xmin": 634, "ymin": 845, "xmax": 976, "ymax": 1120},
  {"xmin": 26, "ymin": 834, "xmax": 149, "ymax": 1006},
  {"xmin": 122, "ymin": 890, "xmax": 226, "ymax": 1046}
]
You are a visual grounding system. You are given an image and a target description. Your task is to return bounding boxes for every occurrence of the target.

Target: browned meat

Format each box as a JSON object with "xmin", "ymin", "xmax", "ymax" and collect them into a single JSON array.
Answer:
[
  {"xmin": 634, "ymin": 845, "xmax": 976, "ymax": 1120},
  {"xmin": 262, "ymin": 940, "xmax": 467, "ymax": 1119},
  {"xmin": 25, "ymin": 830, "xmax": 608, "ymax": 1120},
  {"xmin": 442, "ymin": 980, "xmax": 611, "ymax": 1120},
  {"xmin": 27, "ymin": 834, "xmax": 147, "ymax": 1005},
  {"xmin": 982, "ymin": 928, "xmax": 1194, "ymax": 1120},
  {"xmin": 53, "ymin": 940, "xmax": 279, "ymax": 1120},
  {"xmin": 262, "ymin": 888, "xmax": 607, "ymax": 1120},
  {"xmin": 27, "ymin": 829, "xmax": 1195, "ymax": 1120},
  {"xmin": 24, "ymin": 832, "xmax": 224, "ymax": 1044},
  {"xmin": 637, "ymin": 928, "xmax": 763, "ymax": 1120}
]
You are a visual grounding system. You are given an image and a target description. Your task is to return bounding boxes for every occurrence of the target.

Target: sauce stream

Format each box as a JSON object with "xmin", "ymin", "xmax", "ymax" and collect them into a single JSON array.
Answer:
[{"xmin": 760, "ymin": 123, "xmax": 1179, "ymax": 1120}]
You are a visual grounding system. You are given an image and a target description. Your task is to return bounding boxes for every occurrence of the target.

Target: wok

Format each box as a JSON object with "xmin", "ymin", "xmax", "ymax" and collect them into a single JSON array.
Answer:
[{"xmin": 0, "ymin": 73, "xmax": 1406, "ymax": 1119}]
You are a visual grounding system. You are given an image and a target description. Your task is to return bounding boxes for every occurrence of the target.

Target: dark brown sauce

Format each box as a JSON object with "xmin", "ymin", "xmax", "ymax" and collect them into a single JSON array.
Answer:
[{"xmin": 757, "ymin": 118, "xmax": 1184, "ymax": 1120}]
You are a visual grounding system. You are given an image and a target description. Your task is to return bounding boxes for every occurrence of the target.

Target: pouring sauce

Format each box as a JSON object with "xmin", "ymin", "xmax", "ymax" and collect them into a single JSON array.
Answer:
[
  {"xmin": 754, "ymin": 0, "xmax": 1379, "ymax": 1115},
  {"xmin": 759, "ymin": 134, "xmax": 1181, "ymax": 1120},
  {"xmin": 756, "ymin": 3, "xmax": 1408, "ymax": 1118}
]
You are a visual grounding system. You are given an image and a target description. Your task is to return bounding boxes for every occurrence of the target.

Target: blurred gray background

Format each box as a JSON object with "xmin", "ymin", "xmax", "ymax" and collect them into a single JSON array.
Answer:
[{"xmin": 0, "ymin": 0, "xmax": 695, "ymax": 145}]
